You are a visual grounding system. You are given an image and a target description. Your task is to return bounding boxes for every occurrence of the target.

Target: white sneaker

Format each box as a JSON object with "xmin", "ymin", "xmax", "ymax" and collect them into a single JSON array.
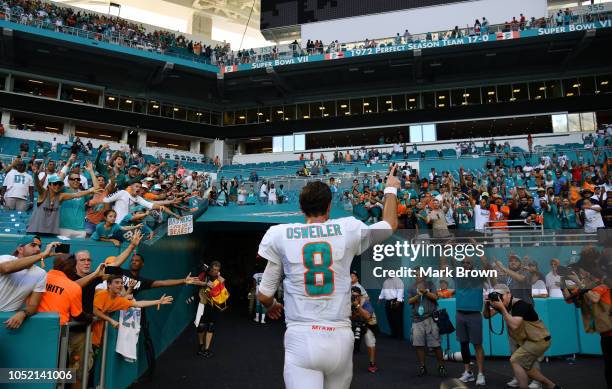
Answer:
[
  {"xmin": 476, "ymin": 373, "xmax": 486, "ymax": 386},
  {"xmin": 529, "ymin": 381, "xmax": 542, "ymax": 389},
  {"xmin": 507, "ymin": 377, "xmax": 519, "ymax": 388},
  {"xmin": 459, "ymin": 371, "xmax": 475, "ymax": 383}
]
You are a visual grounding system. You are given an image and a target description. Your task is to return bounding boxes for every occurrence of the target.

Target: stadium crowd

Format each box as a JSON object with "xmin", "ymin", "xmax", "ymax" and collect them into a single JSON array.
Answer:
[
  {"xmin": 0, "ymin": 128, "xmax": 610, "ymax": 239},
  {"xmin": 0, "ymin": 0, "xmax": 606, "ymax": 68},
  {"xmin": 0, "ymin": 0, "xmax": 233, "ymax": 64},
  {"xmin": 0, "ymin": 128, "xmax": 610, "ymax": 388}
]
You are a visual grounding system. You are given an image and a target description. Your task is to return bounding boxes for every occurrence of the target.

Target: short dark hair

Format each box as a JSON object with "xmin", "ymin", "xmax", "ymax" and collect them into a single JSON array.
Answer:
[
  {"xmin": 299, "ymin": 181, "xmax": 332, "ymax": 217},
  {"xmin": 108, "ymin": 274, "xmax": 123, "ymax": 284},
  {"xmin": 210, "ymin": 260, "xmax": 221, "ymax": 269},
  {"xmin": 133, "ymin": 253, "xmax": 144, "ymax": 263},
  {"xmin": 53, "ymin": 254, "xmax": 77, "ymax": 279}
]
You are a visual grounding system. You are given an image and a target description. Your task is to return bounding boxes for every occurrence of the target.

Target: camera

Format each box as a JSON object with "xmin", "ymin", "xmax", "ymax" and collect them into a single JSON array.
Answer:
[{"xmin": 488, "ymin": 291, "xmax": 503, "ymax": 302}]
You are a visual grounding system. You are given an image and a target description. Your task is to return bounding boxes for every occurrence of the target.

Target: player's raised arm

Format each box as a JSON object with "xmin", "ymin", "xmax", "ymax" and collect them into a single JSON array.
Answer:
[{"xmin": 381, "ymin": 164, "xmax": 400, "ymax": 232}]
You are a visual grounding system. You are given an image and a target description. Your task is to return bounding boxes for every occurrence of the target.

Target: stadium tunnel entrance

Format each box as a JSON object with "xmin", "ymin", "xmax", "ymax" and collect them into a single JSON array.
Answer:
[{"xmin": 195, "ymin": 222, "xmax": 271, "ymax": 312}]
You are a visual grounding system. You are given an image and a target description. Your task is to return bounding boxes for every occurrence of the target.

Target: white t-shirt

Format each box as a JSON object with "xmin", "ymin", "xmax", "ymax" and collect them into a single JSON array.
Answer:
[
  {"xmin": 183, "ymin": 176, "xmax": 198, "ymax": 191},
  {"xmin": 532, "ymin": 280, "xmax": 548, "ymax": 297},
  {"xmin": 238, "ymin": 189, "xmax": 247, "ymax": 203},
  {"xmin": 257, "ymin": 217, "xmax": 392, "ymax": 328},
  {"xmin": 259, "ymin": 184, "xmax": 268, "ymax": 198},
  {"xmin": 545, "ymin": 271, "xmax": 563, "ymax": 298},
  {"xmin": 3, "ymin": 169, "xmax": 33, "ymax": 200},
  {"xmin": 523, "ymin": 165, "xmax": 533, "ymax": 177},
  {"xmin": 268, "ymin": 188, "xmax": 277, "ymax": 203},
  {"xmin": 0, "ymin": 255, "xmax": 47, "ymax": 312},
  {"xmin": 474, "ymin": 205, "xmax": 490, "ymax": 231},
  {"xmin": 584, "ymin": 207, "xmax": 604, "ymax": 233},
  {"xmin": 103, "ymin": 190, "xmax": 154, "ymax": 223}
]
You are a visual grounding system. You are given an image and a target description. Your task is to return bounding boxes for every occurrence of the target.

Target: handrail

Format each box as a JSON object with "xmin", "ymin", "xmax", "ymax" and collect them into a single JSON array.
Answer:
[
  {"xmin": 56, "ymin": 320, "xmax": 95, "ymax": 389},
  {"xmin": 483, "ymin": 219, "xmax": 544, "ymax": 234},
  {"xmin": 0, "ymin": 12, "xmax": 215, "ymax": 66},
  {"xmin": 413, "ymin": 228, "xmax": 598, "ymax": 247},
  {"xmin": 222, "ymin": 11, "xmax": 612, "ymax": 66},
  {"xmin": 98, "ymin": 321, "xmax": 109, "ymax": 389}
]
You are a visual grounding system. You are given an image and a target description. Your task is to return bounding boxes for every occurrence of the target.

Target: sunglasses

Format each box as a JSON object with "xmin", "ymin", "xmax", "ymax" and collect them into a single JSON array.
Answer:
[
  {"xmin": 50, "ymin": 182, "xmax": 63, "ymax": 186},
  {"xmin": 69, "ymin": 177, "xmax": 80, "ymax": 181}
]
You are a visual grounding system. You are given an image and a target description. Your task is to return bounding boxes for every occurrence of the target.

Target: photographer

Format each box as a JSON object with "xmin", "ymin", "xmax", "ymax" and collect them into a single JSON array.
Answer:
[
  {"xmin": 350, "ymin": 286, "xmax": 378, "ymax": 373},
  {"xmin": 484, "ymin": 284, "xmax": 561, "ymax": 389},
  {"xmin": 407, "ymin": 275, "xmax": 446, "ymax": 377},
  {"xmin": 560, "ymin": 248, "xmax": 611, "ymax": 387}
]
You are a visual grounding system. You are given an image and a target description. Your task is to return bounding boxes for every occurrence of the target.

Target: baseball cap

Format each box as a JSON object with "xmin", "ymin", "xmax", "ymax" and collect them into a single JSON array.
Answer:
[
  {"xmin": 129, "ymin": 164, "xmax": 141, "ymax": 170},
  {"xmin": 18, "ymin": 235, "xmax": 41, "ymax": 247},
  {"xmin": 47, "ymin": 174, "xmax": 63, "ymax": 184},
  {"xmin": 481, "ymin": 192, "xmax": 490, "ymax": 198},
  {"xmin": 143, "ymin": 177, "xmax": 155, "ymax": 182},
  {"xmin": 537, "ymin": 187, "xmax": 545, "ymax": 192},
  {"xmin": 141, "ymin": 183, "xmax": 149, "ymax": 189},
  {"xmin": 152, "ymin": 184, "xmax": 162, "ymax": 191},
  {"xmin": 104, "ymin": 256, "xmax": 117, "ymax": 265}
]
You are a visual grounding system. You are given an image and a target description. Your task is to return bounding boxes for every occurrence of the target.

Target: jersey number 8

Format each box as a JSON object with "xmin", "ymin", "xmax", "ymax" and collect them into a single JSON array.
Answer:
[{"xmin": 302, "ymin": 242, "xmax": 334, "ymax": 297}]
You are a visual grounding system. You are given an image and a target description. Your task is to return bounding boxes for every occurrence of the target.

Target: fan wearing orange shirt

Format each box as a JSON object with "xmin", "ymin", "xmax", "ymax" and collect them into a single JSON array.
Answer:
[
  {"xmin": 92, "ymin": 274, "xmax": 173, "ymax": 347},
  {"xmin": 37, "ymin": 254, "xmax": 87, "ymax": 325},
  {"xmin": 488, "ymin": 195, "xmax": 509, "ymax": 230}
]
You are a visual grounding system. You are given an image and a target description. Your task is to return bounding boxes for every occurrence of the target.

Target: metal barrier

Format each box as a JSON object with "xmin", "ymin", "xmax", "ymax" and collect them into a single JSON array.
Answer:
[
  {"xmin": 413, "ymin": 222, "xmax": 598, "ymax": 247},
  {"xmin": 57, "ymin": 320, "xmax": 96, "ymax": 389},
  {"xmin": 98, "ymin": 322, "xmax": 109, "ymax": 389},
  {"xmin": 483, "ymin": 219, "xmax": 544, "ymax": 235}
]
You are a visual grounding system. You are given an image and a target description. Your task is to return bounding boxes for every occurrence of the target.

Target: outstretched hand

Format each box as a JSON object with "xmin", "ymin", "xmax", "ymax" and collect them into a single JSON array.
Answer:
[{"xmin": 386, "ymin": 164, "xmax": 401, "ymax": 190}]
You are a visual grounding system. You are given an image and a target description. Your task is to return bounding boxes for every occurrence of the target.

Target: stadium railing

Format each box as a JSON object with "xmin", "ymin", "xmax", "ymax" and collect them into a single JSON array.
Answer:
[
  {"xmin": 3, "ymin": 7, "xmax": 612, "ymax": 71},
  {"xmin": 0, "ymin": 12, "xmax": 215, "ymax": 66},
  {"xmin": 226, "ymin": 10, "xmax": 612, "ymax": 66}
]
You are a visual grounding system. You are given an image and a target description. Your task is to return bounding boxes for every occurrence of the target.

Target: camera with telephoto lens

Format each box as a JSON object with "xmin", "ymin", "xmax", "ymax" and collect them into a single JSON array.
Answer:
[{"xmin": 488, "ymin": 291, "xmax": 503, "ymax": 302}]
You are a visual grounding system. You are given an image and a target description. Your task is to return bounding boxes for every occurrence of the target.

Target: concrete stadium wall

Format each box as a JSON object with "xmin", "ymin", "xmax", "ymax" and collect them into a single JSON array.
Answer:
[{"xmin": 301, "ymin": 0, "xmax": 548, "ymax": 44}]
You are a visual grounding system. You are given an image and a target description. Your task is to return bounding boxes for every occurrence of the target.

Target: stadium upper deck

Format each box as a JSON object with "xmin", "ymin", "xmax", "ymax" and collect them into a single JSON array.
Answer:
[{"xmin": 0, "ymin": 2, "xmax": 611, "ymax": 143}]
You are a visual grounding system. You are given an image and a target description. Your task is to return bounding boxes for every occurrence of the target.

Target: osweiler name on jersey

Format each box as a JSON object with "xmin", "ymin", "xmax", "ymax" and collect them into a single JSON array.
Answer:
[{"xmin": 258, "ymin": 217, "xmax": 392, "ymax": 328}]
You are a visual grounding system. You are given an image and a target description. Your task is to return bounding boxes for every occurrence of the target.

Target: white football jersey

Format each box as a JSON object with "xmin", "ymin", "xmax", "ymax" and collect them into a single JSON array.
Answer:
[{"xmin": 258, "ymin": 217, "xmax": 392, "ymax": 328}]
